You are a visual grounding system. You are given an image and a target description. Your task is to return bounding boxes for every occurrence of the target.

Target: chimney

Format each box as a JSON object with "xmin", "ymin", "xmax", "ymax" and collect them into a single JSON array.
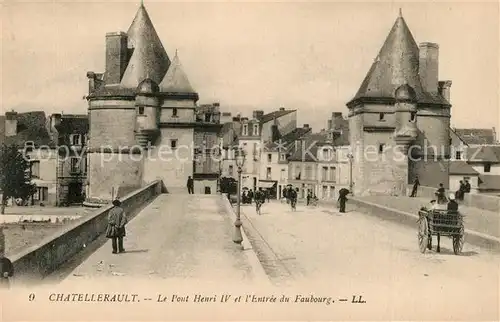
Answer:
[
  {"xmin": 279, "ymin": 107, "xmax": 285, "ymax": 111},
  {"xmin": 438, "ymin": 80, "xmax": 452, "ymax": 102},
  {"xmin": 332, "ymin": 112, "xmax": 344, "ymax": 131},
  {"xmin": 252, "ymin": 110, "xmax": 264, "ymax": 120},
  {"xmin": 327, "ymin": 119, "xmax": 332, "ymax": 130},
  {"xmin": 419, "ymin": 42, "xmax": 439, "ymax": 93},
  {"xmin": 232, "ymin": 116, "xmax": 241, "ymax": 122},
  {"xmin": 220, "ymin": 112, "xmax": 232, "ymax": 124},
  {"xmin": 50, "ymin": 113, "xmax": 62, "ymax": 130},
  {"xmin": 303, "ymin": 124, "xmax": 310, "ymax": 129},
  {"xmin": 5, "ymin": 111, "xmax": 18, "ymax": 137},
  {"xmin": 104, "ymin": 32, "xmax": 128, "ymax": 85}
]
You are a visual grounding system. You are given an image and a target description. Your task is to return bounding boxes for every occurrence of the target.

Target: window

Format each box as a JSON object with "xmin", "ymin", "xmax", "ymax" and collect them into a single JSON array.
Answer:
[
  {"xmin": 253, "ymin": 143, "xmax": 258, "ymax": 156},
  {"xmin": 83, "ymin": 134, "xmax": 88, "ymax": 145},
  {"xmin": 266, "ymin": 167, "xmax": 272, "ymax": 179},
  {"xmin": 25, "ymin": 141, "xmax": 34, "ymax": 152},
  {"xmin": 322, "ymin": 167, "xmax": 328, "ymax": 181},
  {"xmin": 30, "ymin": 160, "xmax": 40, "ymax": 178},
  {"xmin": 455, "ymin": 151, "xmax": 462, "ymax": 160},
  {"xmin": 305, "ymin": 165, "xmax": 312, "ymax": 180},
  {"xmin": 267, "ymin": 153, "xmax": 272, "ymax": 163},
  {"xmin": 82, "ymin": 156, "xmax": 88, "ymax": 174},
  {"xmin": 172, "ymin": 108, "xmax": 178, "ymax": 117},
  {"xmin": 70, "ymin": 157, "xmax": 80, "ymax": 173},
  {"xmin": 280, "ymin": 169, "xmax": 286, "ymax": 181},
  {"xmin": 322, "ymin": 186, "xmax": 328, "ymax": 198},
  {"xmin": 171, "ymin": 139, "xmax": 178, "ymax": 150},
  {"xmin": 70, "ymin": 134, "xmax": 81, "ymax": 146},
  {"xmin": 322, "ymin": 148, "xmax": 331, "ymax": 161},
  {"xmin": 295, "ymin": 165, "xmax": 301, "ymax": 180},
  {"xmin": 253, "ymin": 124, "xmax": 259, "ymax": 136},
  {"xmin": 378, "ymin": 144, "xmax": 385, "ymax": 154},
  {"xmin": 484, "ymin": 163, "xmax": 491, "ymax": 173},
  {"xmin": 379, "ymin": 113, "xmax": 385, "ymax": 121},
  {"xmin": 138, "ymin": 106, "xmax": 144, "ymax": 115},
  {"xmin": 242, "ymin": 124, "xmax": 248, "ymax": 136},
  {"xmin": 329, "ymin": 167, "xmax": 336, "ymax": 182},
  {"xmin": 228, "ymin": 165, "xmax": 234, "ymax": 176},
  {"xmin": 280, "ymin": 153, "xmax": 286, "ymax": 161},
  {"xmin": 410, "ymin": 112, "xmax": 416, "ymax": 122}
]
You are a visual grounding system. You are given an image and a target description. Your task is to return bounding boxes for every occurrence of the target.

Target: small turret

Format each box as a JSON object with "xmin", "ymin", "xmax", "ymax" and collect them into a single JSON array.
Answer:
[
  {"xmin": 135, "ymin": 78, "xmax": 160, "ymax": 147},
  {"xmin": 393, "ymin": 84, "xmax": 418, "ymax": 154}
]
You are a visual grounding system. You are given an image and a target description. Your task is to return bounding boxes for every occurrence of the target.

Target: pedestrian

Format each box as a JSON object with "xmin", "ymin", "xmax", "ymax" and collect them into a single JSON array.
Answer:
[
  {"xmin": 106, "ymin": 199, "xmax": 128, "ymax": 254},
  {"xmin": 186, "ymin": 176, "xmax": 194, "ymax": 194},
  {"xmin": 306, "ymin": 191, "xmax": 312, "ymax": 205},
  {"xmin": 464, "ymin": 179, "xmax": 471, "ymax": 196},
  {"xmin": 337, "ymin": 188, "xmax": 350, "ymax": 213},
  {"xmin": 436, "ymin": 183, "xmax": 446, "ymax": 204},
  {"xmin": 248, "ymin": 189, "xmax": 254, "ymax": 204},
  {"xmin": 410, "ymin": 176, "xmax": 420, "ymax": 197},
  {"xmin": 456, "ymin": 180, "xmax": 465, "ymax": 201}
]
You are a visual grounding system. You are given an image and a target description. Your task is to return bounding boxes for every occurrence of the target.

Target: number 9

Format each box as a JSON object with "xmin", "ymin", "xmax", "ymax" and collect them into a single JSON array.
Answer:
[{"xmin": 28, "ymin": 293, "xmax": 35, "ymax": 301}]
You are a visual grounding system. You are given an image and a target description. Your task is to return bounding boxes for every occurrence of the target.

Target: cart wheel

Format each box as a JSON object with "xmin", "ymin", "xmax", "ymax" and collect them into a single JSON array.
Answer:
[
  {"xmin": 418, "ymin": 217, "xmax": 428, "ymax": 253},
  {"xmin": 453, "ymin": 226, "xmax": 464, "ymax": 255}
]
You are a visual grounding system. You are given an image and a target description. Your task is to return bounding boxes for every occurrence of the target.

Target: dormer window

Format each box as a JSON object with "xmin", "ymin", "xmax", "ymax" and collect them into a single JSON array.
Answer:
[
  {"xmin": 410, "ymin": 112, "xmax": 416, "ymax": 122},
  {"xmin": 280, "ymin": 153, "xmax": 286, "ymax": 161},
  {"xmin": 138, "ymin": 106, "xmax": 145, "ymax": 115},
  {"xmin": 379, "ymin": 113, "xmax": 385, "ymax": 121},
  {"xmin": 172, "ymin": 108, "xmax": 178, "ymax": 117},
  {"xmin": 253, "ymin": 124, "xmax": 259, "ymax": 136},
  {"xmin": 25, "ymin": 141, "xmax": 34, "ymax": 152},
  {"xmin": 242, "ymin": 124, "xmax": 248, "ymax": 136}
]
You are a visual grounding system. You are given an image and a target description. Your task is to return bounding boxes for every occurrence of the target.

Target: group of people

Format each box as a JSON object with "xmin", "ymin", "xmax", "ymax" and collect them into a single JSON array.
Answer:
[
  {"xmin": 242, "ymin": 188, "xmax": 269, "ymax": 205},
  {"xmin": 454, "ymin": 179, "xmax": 471, "ymax": 201},
  {"xmin": 424, "ymin": 183, "xmax": 460, "ymax": 212}
]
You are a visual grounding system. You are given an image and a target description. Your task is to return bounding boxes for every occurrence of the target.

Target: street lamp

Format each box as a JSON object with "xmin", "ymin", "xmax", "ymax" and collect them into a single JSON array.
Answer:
[
  {"xmin": 233, "ymin": 148, "xmax": 246, "ymax": 247},
  {"xmin": 347, "ymin": 153, "xmax": 354, "ymax": 194}
]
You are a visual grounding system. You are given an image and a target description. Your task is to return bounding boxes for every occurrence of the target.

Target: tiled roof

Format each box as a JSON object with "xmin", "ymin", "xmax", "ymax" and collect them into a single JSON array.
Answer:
[
  {"xmin": 259, "ymin": 110, "xmax": 295, "ymax": 124},
  {"xmin": 454, "ymin": 128, "xmax": 496, "ymax": 145},
  {"xmin": 348, "ymin": 13, "xmax": 448, "ymax": 106},
  {"xmin": 58, "ymin": 114, "xmax": 89, "ymax": 135},
  {"xmin": 288, "ymin": 133, "xmax": 331, "ymax": 162},
  {"xmin": 120, "ymin": 4, "xmax": 171, "ymax": 88},
  {"xmin": 466, "ymin": 146, "xmax": 500, "ymax": 163},
  {"xmin": 159, "ymin": 53, "xmax": 196, "ymax": 94},
  {"xmin": 265, "ymin": 127, "xmax": 311, "ymax": 152},
  {"xmin": 478, "ymin": 175, "xmax": 500, "ymax": 191},
  {"xmin": 0, "ymin": 112, "xmax": 55, "ymax": 148},
  {"xmin": 449, "ymin": 161, "xmax": 478, "ymax": 175}
]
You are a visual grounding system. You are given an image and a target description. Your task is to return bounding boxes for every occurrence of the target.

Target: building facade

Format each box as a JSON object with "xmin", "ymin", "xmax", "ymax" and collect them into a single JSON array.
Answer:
[{"xmin": 347, "ymin": 11, "xmax": 452, "ymax": 197}]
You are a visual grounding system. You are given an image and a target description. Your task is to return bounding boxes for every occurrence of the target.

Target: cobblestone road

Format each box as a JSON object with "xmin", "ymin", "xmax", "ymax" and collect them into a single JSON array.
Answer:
[{"xmin": 240, "ymin": 201, "xmax": 499, "ymax": 321}]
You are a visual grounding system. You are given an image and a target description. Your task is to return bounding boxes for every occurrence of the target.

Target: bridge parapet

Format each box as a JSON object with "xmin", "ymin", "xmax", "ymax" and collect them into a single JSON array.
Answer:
[
  {"xmin": 408, "ymin": 185, "xmax": 500, "ymax": 212},
  {"xmin": 9, "ymin": 180, "xmax": 165, "ymax": 286}
]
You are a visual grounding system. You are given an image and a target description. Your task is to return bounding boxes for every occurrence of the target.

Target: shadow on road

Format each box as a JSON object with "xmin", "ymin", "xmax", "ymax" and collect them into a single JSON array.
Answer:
[{"xmin": 123, "ymin": 249, "xmax": 149, "ymax": 254}]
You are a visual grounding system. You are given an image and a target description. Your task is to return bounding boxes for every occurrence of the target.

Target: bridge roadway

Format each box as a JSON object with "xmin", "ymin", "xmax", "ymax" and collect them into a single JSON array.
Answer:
[
  {"xmin": 8, "ymin": 196, "xmax": 497, "ymax": 321},
  {"xmin": 239, "ymin": 201, "xmax": 499, "ymax": 321},
  {"xmin": 59, "ymin": 194, "xmax": 266, "ymax": 285}
]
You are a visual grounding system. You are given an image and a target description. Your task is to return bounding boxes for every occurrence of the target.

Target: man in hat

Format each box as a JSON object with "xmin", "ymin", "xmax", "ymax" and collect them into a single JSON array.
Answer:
[
  {"xmin": 106, "ymin": 199, "xmax": 128, "ymax": 254},
  {"xmin": 447, "ymin": 193, "xmax": 459, "ymax": 211}
]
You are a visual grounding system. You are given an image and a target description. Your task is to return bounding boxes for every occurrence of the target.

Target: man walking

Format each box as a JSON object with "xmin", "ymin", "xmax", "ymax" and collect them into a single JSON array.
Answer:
[
  {"xmin": 186, "ymin": 176, "xmax": 194, "ymax": 194},
  {"xmin": 410, "ymin": 176, "xmax": 420, "ymax": 197},
  {"xmin": 106, "ymin": 200, "xmax": 128, "ymax": 254}
]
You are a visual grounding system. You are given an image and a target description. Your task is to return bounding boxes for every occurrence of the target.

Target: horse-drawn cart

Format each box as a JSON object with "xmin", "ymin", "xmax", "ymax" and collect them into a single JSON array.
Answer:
[{"xmin": 417, "ymin": 209, "xmax": 464, "ymax": 255}]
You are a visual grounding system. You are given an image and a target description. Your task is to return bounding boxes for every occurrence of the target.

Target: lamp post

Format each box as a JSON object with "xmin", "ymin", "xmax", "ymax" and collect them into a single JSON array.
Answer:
[
  {"xmin": 233, "ymin": 148, "xmax": 246, "ymax": 247},
  {"xmin": 347, "ymin": 153, "xmax": 354, "ymax": 194}
]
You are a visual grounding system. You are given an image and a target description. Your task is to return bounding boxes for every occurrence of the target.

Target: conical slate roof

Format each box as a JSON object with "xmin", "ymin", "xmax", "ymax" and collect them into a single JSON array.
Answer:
[
  {"xmin": 120, "ymin": 4, "xmax": 171, "ymax": 88},
  {"xmin": 349, "ymin": 11, "xmax": 449, "ymax": 106},
  {"xmin": 159, "ymin": 52, "xmax": 196, "ymax": 93}
]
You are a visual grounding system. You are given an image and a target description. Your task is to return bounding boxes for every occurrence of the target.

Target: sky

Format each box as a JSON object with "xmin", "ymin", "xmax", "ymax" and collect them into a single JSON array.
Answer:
[{"xmin": 2, "ymin": 1, "xmax": 499, "ymax": 134}]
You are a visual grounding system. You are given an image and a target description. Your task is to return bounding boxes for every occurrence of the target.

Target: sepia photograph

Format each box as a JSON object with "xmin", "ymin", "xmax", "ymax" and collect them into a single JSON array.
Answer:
[{"xmin": 0, "ymin": 0, "xmax": 498, "ymax": 320}]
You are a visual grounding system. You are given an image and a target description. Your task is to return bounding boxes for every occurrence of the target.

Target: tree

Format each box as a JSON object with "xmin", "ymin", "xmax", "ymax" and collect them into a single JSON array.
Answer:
[
  {"xmin": 219, "ymin": 177, "xmax": 237, "ymax": 195},
  {"xmin": 0, "ymin": 144, "xmax": 36, "ymax": 214}
]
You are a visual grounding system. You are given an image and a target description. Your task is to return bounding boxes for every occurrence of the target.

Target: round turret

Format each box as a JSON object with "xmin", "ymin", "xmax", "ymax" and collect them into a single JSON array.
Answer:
[
  {"xmin": 136, "ymin": 78, "xmax": 159, "ymax": 94},
  {"xmin": 394, "ymin": 84, "xmax": 417, "ymax": 102}
]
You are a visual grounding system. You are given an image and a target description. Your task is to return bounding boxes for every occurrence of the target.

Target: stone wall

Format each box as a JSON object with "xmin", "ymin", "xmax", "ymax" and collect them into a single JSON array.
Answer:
[
  {"xmin": 409, "ymin": 185, "xmax": 500, "ymax": 212},
  {"xmin": 9, "ymin": 180, "xmax": 163, "ymax": 285}
]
